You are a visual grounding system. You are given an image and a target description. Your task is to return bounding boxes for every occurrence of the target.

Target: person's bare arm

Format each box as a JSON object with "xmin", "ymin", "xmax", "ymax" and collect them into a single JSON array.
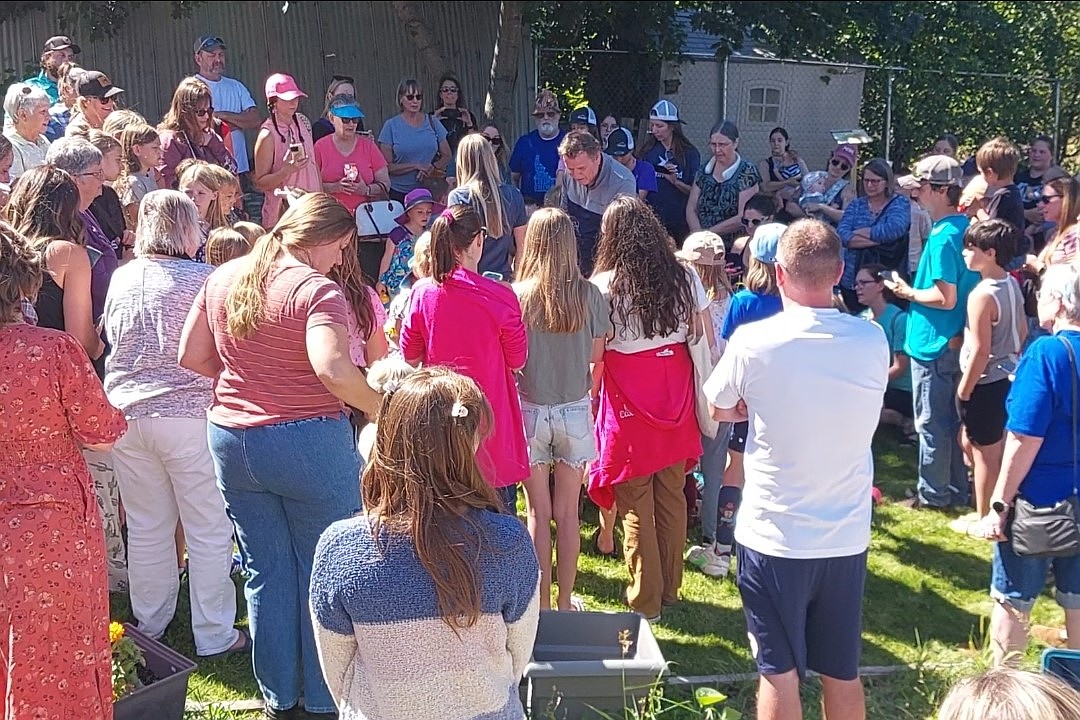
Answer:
[
  {"xmin": 887, "ymin": 277, "xmax": 957, "ymax": 310},
  {"xmin": 708, "ymin": 185, "xmax": 758, "ymax": 236},
  {"xmin": 957, "ymin": 290, "xmax": 993, "ymax": 401},
  {"xmin": 980, "ymin": 432, "xmax": 1045, "ymax": 539},
  {"xmin": 686, "ymin": 184, "xmax": 703, "ymax": 232},
  {"xmin": 178, "ymin": 301, "xmax": 224, "ymax": 378},
  {"xmin": 307, "ymin": 323, "xmax": 381, "ymax": 416},
  {"xmin": 379, "ymin": 142, "xmax": 419, "ymax": 176},
  {"xmin": 52, "ymin": 243, "xmax": 105, "ymax": 359},
  {"xmin": 215, "ymin": 107, "xmax": 261, "ymax": 130}
]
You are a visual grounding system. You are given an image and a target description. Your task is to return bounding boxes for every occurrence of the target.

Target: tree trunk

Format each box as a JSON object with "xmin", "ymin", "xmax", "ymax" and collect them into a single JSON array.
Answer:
[
  {"xmin": 484, "ymin": 0, "xmax": 525, "ymax": 134},
  {"xmin": 392, "ymin": 0, "xmax": 451, "ymax": 77}
]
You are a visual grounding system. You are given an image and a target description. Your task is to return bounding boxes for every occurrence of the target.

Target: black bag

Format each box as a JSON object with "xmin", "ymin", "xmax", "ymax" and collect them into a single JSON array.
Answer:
[{"xmin": 1009, "ymin": 336, "xmax": 1080, "ymax": 557}]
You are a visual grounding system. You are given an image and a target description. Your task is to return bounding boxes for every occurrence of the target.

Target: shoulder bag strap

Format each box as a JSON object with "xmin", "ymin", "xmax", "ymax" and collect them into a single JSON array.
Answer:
[{"xmin": 1058, "ymin": 335, "xmax": 1078, "ymax": 495}]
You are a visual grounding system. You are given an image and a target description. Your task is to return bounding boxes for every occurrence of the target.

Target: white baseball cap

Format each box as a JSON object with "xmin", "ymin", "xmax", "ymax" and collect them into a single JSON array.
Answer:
[{"xmin": 650, "ymin": 99, "xmax": 684, "ymax": 124}]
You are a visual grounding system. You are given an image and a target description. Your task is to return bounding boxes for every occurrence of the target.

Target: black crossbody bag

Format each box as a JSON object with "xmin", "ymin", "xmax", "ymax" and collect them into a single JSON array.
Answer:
[{"xmin": 1009, "ymin": 336, "xmax": 1080, "ymax": 558}]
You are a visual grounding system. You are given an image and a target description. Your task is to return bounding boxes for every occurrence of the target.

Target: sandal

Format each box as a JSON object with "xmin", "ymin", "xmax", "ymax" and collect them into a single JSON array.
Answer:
[{"xmin": 201, "ymin": 628, "xmax": 251, "ymax": 658}]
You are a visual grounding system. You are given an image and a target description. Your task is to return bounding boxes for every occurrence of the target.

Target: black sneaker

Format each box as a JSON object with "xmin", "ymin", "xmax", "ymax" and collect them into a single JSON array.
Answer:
[{"xmin": 265, "ymin": 706, "xmax": 298, "ymax": 720}]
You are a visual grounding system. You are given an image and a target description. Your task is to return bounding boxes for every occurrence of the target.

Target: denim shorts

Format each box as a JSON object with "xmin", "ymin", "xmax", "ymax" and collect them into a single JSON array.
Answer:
[
  {"xmin": 520, "ymin": 396, "xmax": 597, "ymax": 468},
  {"xmin": 991, "ymin": 538, "xmax": 1080, "ymax": 613}
]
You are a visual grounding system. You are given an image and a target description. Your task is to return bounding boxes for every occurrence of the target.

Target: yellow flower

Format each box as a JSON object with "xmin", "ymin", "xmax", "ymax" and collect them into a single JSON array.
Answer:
[{"xmin": 109, "ymin": 622, "xmax": 125, "ymax": 644}]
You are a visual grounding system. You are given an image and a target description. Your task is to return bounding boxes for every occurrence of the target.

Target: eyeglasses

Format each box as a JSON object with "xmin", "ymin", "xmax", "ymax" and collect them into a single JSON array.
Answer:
[
  {"xmin": 440, "ymin": 86, "xmax": 459, "ymax": 93},
  {"xmin": 830, "ymin": 159, "xmax": 851, "ymax": 172},
  {"xmin": 403, "ymin": 93, "xmax": 423, "ymax": 101},
  {"xmin": 331, "ymin": 74, "xmax": 355, "ymax": 85},
  {"xmin": 193, "ymin": 106, "xmax": 214, "ymax": 118},
  {"xmin": 863, "ymin": 178, "xmax": 885, "ymax": 185},
  {"xmin": 741, "ymin": 217, "xmax": 763, "ymax": 228},
  {"xmin": 1039, "ymin": 193, "xmax": 1061, "ymax": 204},
  {"xmin": 77, "ymin": 169, "xmax": 104, "ymax": 180},
  {"xmin": 854, "ymin": 279, "xmax": 880, "ymax": 287}
]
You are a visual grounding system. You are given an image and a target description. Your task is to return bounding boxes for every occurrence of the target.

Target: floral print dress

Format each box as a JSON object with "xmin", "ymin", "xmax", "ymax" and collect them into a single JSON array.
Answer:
[{"xmin": 0, "ymin": 322, "xmax": 127, "ymax": 720}]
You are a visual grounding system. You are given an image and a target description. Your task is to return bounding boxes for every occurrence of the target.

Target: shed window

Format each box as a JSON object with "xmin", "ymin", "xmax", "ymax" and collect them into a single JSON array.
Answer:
[{"xmin": 748, "ymin": 87, "xmax": 781, "ymax": 123}]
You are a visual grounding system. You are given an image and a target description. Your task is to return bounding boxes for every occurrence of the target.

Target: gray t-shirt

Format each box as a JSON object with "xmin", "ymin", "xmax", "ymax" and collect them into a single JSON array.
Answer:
[
  {"xmin": 447, "ymin": 183, "xmax": 527, "ymax": 279},
  {"xmin": 377, "ymin": 113, "xmax": 448, "ymax": 193},
  {"xmin": 103, "ymin": 257, "xmax": 215, "ymax": 418},
  {"xmin": 514, "ymin": 281, "xmax": 612, "ymax": 405}
]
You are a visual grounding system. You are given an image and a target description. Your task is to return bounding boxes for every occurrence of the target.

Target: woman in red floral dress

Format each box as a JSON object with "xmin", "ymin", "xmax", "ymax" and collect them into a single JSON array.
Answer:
[{"xmin": 0, "ymin": 220, "xmax": 127, "ymax": 720}]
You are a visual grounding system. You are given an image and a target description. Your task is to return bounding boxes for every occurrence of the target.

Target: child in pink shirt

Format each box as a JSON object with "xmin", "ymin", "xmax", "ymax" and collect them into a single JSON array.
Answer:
[{"xmin": 400, "ymin": 204, "xmax": 528, "ymax": 508}]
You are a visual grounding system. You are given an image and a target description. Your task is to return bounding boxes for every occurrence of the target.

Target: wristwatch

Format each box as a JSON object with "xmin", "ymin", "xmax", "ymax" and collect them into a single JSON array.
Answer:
[{"xmin": 991, "ymin": 499, "xmax": 1010, "ymax": 514}]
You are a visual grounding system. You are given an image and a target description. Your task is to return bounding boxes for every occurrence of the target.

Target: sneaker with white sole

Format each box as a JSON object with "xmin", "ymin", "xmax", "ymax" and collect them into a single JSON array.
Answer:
[{"xmin": 701, "ymin": 543, "xmax": 732, "ymax": 578}]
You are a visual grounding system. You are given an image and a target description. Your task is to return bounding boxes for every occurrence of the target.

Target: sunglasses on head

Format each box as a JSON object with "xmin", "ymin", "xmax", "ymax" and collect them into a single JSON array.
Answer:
[
  {"xmin": 830, "ymin": 158, "xmax": 851, "ymax": 171},
  {"xmin": 193, "ymin": 106, "xmax": 214, "ymax": 118},
  {"xmin": 332, "ymin": 74, "xmax": 355, "ymax": 85},
  {"xmin": 403, "ymin": 93, "xmax": 423, "ymax": 101},
  {"xmin": 197, "ymin": 37, "xmax": 224, "ymax": 53}
]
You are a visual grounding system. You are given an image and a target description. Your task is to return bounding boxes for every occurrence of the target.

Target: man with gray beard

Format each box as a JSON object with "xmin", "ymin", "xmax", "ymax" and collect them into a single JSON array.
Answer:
[{"xmin": 509, "ymin": 89, "xmax": 566, "ymax": 208}]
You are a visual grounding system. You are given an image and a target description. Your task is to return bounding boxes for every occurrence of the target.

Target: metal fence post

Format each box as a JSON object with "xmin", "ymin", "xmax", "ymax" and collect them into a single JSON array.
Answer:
[{"xmin": 884, "ymin": 70, "xmax": 894, "ymax": 164}]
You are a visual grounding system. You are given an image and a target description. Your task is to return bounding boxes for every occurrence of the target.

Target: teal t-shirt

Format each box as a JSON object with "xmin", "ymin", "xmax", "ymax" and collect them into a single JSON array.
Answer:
[
  {"xmin": 904, "ymin": 214, "xmax": 978, "ymax": 362},
  {"xmin": 860, "ymin": 303, "xmax": 912, "ymax": 393}
]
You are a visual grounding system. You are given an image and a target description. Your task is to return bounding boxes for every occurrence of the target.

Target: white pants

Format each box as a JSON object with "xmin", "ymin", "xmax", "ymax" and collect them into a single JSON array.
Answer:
[{"xmin": 111, "ymin": 417, "xmax": 239, "ymax": 655}]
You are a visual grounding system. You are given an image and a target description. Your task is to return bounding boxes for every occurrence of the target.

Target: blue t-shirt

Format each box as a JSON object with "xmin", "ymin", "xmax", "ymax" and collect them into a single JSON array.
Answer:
[
  {"xmin": 1007, "ymin": 331, "xmax": 1080, "ymax": 506},
  {"xmin": 860, "ymin": 303, "xmax": 912, "ymax": 393},
  {"xmin": 641, "ymin": 142, "xmax": 700, "ymax": 233},
  {"xmin": 509, "ymin": 130, "xmax": 565, "ymax": 205},
  {"xmin": 447, "ymin": 183, "xmax": 527, "ymax": 279},
  {"xmin": 377, "ymin": 114, "xmax": 449, "ymax": 193},
  {"xmin": 631, "ymin": 159, "xmax": 658, "ymax": 194},
  {"xmin": 904, "ymin": 214, "xmax": 978, "ymax": 362},
  {"xmin": 719, "ymin": 289, "xmax": 784, "ymax": 340}
]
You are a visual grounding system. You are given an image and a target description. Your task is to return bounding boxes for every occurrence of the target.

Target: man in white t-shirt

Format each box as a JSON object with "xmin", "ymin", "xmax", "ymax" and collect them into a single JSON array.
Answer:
[
  {"xmin": 703, "ymin": 219, "xmax": 888, "ymax": 720},
  {"xmin": 192, "ymin": 35, "xmax": 260, "ymax": 174}
]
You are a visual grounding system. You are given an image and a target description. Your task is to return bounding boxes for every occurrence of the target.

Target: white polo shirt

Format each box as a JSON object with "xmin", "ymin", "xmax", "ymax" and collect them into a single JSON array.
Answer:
[
  {"xmin": 196, "ymin": 73, "xmax": 256, "ymax": 173},
  {"xmin": 704, "ymin": 305, "xmax": 888, "ymax": 559}
]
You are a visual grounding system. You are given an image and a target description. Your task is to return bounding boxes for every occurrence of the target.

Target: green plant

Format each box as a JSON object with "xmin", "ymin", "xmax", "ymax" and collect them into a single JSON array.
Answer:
[{"xmin": 109, "ymin": 621, "xmax": 146, "ymax": 699}]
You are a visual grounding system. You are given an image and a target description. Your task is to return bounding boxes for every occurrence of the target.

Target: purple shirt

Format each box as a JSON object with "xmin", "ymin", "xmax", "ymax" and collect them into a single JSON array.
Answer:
[
  {"xmin": 631, "ymin": 158, "xmax": 658, "ymax": 194},
  {"xmin": 81, "ymin": 210, "xmax": 118, "ymax": 322}
]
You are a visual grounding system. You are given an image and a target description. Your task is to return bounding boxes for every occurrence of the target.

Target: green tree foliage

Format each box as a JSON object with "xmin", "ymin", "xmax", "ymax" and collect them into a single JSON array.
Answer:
[{"xmin": 0, "ymin": 1, "xmax": 203, "ymax": 40}]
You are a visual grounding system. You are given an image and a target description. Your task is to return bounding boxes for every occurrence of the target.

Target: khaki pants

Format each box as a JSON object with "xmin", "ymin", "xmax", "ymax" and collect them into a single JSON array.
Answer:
[{"xmin": 613, "ymin": 462, "xmax": 687, "ymax": 618}]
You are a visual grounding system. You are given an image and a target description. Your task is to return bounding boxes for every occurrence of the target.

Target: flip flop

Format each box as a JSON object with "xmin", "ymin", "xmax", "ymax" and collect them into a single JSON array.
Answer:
[{"xmin": 201, "ymin": 628, "xmax": 251, "ymax": 658}]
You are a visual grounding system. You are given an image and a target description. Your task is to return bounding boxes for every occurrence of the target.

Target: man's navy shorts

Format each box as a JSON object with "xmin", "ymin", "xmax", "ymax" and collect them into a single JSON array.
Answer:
[{"xmin": 735, "ymin": 545, "xmax": 867, "ymax": 680}]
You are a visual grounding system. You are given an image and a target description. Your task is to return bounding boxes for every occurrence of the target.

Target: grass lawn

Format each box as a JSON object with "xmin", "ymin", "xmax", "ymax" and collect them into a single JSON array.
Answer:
[{"xmin": 111, "ymin": 426, "xmax": 1065, "ymax": 719}]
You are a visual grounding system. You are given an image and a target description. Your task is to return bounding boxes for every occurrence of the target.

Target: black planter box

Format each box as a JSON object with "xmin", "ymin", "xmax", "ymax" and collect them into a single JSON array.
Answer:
[{"xmin": 113, "ymin": 624, "xmax": 197, "ymax": 720}]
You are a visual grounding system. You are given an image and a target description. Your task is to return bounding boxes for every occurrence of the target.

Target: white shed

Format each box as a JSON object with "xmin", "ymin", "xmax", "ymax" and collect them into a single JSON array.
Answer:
[{"xmin": 656, "ymin": 29, "xmax": 866, "ymax": 174}]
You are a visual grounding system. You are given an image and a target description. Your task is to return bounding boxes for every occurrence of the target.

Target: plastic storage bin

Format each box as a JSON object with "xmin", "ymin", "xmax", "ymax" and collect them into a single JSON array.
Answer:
[
  {"xmin": 522, "ymin": 610, "xmax": 668, "ymax": 719},
  {"xmin": 114, "ymin": 624, "xmax": 197, "ymax": 720}
]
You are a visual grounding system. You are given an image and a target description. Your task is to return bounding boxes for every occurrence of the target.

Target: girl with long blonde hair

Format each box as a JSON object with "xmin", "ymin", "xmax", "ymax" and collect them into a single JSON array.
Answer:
[
  {"xmin": 178, "ymin": 192, "xmax": 381, "ymax": 717},
  {"xmin": 447, "ymin": 133, "xmax": 527, "ymax": 279},
  {"xmin": 513, "ymin": 207, "xmax": 611, "ymax": 610},
  {"xmin": 310, "ymin": 367, "xmax": 540, "ymax": 717}
]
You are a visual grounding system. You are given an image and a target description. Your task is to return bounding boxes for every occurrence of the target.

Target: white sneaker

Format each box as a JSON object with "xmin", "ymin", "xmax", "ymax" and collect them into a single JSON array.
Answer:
[{"xmin": 701, "ymin": 543, "xmax": 732, "ymax": 578}]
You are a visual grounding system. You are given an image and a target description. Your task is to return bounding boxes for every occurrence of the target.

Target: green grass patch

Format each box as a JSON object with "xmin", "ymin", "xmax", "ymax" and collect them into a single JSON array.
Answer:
[{"xmin": 110, "ymin": 425, "xmax": 1063, "ymax": 719}]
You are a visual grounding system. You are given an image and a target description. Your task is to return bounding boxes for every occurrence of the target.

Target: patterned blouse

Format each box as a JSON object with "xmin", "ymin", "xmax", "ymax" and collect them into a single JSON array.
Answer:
[{"xmin": 694, "ymin": 158, "xmax": 762, "ymax": 235}]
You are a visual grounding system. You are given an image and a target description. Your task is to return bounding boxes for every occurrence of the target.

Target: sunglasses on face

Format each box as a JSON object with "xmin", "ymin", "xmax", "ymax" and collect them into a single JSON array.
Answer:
[
  {"xmin": 403, "ymin": 93, "xmax": 423, "ymax": 101},
  {"xmin": 440, "ymin": 86, "xmax": 458, "ymax": 93},
  {"xmin": 487, "ymin": 136, "xmax": 502, "ymax": 146},
  {"xmin": 1039, "ymin": 193, "xmax": 1061, "ymax": 204},
  {"xmin": 193, "ymin": 106, "xmax": 214, "ymax": 118},
  {"xmin": 338, "ymin": 117, "xmax": 359, "ymax": 125},
  {"xmin": 96, "ymin": 97, "xmax": 116, "ymax": 107},
  {"xmin": 830, "ymin": 158, "xmax": 850, "ymax": 171},
  {"xmin": 742, "ymin": 217, "xmax": 763, "ymax": 227}
]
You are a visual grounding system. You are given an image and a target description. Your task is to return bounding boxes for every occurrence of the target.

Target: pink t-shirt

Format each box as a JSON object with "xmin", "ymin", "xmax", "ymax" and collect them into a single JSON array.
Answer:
[
  {"xmin": 199, "ymin": 256, "xmax": 349, "ymax": 428},
  {"xmin": 346, "ymin": 286, "xmax": 388, "ymax": 367},
  {"xmin": 314, "ymin": 134, "xmax": 388, "ymax": 213},
  {"xmin": 400, "ymin": 267, "xmax": 529, "ymax": 487}
]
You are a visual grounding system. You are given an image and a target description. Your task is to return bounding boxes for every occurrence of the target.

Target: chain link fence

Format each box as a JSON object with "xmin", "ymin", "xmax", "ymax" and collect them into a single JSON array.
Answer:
[{"xmin": 537, "ymin": 47, "xmax": 1073, "ymax": 174}]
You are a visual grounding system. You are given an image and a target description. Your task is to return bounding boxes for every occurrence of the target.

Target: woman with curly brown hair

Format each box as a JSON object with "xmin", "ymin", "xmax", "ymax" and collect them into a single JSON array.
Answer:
[{"xmin": 588, "ymin": 195, "xmax": 709, "ymax": 621}]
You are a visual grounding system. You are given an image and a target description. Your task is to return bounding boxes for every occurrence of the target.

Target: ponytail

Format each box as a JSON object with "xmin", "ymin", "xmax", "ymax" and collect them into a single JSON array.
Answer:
[{"xmin": 429, "ymin": 204, "xmax": 482, "ymax": 283}]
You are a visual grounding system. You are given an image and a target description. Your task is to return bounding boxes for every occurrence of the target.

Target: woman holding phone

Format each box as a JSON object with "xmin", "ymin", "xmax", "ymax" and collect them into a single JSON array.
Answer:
[{"xmin": 253, "ymin": 73, "xmax": 322, "ymax": 228}]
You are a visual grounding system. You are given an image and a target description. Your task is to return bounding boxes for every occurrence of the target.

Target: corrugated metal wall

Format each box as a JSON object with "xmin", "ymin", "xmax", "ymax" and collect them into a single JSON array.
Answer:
[{"xmin": 0, "ymin": 1, "xmax": 534, "ymax": 147}]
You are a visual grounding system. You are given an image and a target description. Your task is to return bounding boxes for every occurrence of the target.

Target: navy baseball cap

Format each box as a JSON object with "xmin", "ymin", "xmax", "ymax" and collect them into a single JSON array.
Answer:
[{"xmin": 604, "ymin": 127, "xmax": 634, "ymax": 157}]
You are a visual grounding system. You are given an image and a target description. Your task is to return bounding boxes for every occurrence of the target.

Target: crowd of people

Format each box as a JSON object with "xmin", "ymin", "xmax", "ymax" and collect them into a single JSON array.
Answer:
[{"xmin": 2, "ymin": 29, "xmax": 1080, "ymax": 720}]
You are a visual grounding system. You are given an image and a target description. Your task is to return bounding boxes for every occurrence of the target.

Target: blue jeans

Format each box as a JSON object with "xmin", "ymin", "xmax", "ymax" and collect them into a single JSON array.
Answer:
[
  {"xmin": 911, "ymin": 348, "xmax": 969, "ymax": 507},
  {"xmin": 208, "ymin": 414, "xmax": 361, "ymax": 714},
  {"xmin": 700, "ymin": 423, "xmax": 732, "ymax": 543}
]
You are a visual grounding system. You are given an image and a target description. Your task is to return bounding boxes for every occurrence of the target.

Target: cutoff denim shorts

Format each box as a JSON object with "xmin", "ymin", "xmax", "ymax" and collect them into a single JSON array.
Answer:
[{"xmin": 520, "ymin": 395, "xmax": 597, "ymax": 468}]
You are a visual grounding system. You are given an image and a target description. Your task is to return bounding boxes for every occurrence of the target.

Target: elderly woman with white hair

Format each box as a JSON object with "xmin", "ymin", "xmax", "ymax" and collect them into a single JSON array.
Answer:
[
  {"xmin": 102, "ymin": 189, "xmax": 246, "ymax": 657},
  {"xmin": 977, "ymin": 262, "xmax": 1080, "ymax": 666},
  {"xmin": 3, "ymin": 82, "xmax": 51, "ymax": 180}
]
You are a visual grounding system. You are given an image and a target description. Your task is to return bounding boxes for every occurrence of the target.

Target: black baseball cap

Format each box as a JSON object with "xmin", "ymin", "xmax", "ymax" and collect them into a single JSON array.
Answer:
[
  {"xmin": 77, "ymin": 71, "xmax": 124, "ymax": 99},
  {"xmin": 605, "ymin": 127, "xmax": 634, "ymax": 157},
  {"xmin": 44, "ymin": 36, "xmax": 81, "ymax": 54}
]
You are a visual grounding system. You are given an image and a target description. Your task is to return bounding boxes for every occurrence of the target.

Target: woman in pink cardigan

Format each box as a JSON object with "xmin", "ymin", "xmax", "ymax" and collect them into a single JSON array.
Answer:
[{"xmin": 400, "ymin": 203, "xmax": 529, "ymax": 511}]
